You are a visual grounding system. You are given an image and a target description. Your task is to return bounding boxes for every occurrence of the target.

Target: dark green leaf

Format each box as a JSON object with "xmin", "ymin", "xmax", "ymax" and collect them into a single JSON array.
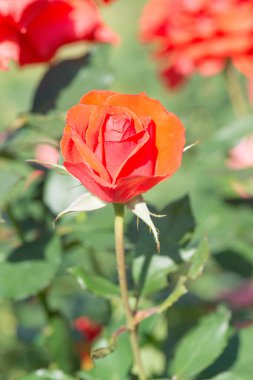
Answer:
[
  {"xmin": 32, "ymin": 46, "xmax": 113, "ymax": 114},
  {"xmin": 170, "ymin": 307, "xmax": 231, "ymax": 379},
  {"xmin": 70, "ymin": 267, "xmax": 120, "ymax": 299},
  {"xmin": 188, "ymin": 238, "xmax": 210, "ymax": 279},
  {"xmin": 206, "ymin": 373, "xmax": 241, "ymax": 380},
  {"xmin": 0, "ymin": 235, "xmax": 61, "ymax": 299},
  {"xmin": 45, "ymin": 316, "xmax": 79, "ymax": 373},
  {"xmin": 31, "ymin": 53, "xmax": 90, "ymax": 113},
  {"xmin": 0, "ymin": 161, "xmax": 29, "ymax": 208},
  {"xmin": 132, "ymin": 254, "xmax": 178, "ymax": 295},
  {"xmin": 127, "ymin": 195, "xmax": 195, "ymax": 261},
  {"xmin": 87, "ymin": 333, "xmax": 132, "ymax": 380},
  {"xmin": 207, "ymin": 326, "xmax": 253, "ymax": 380}
]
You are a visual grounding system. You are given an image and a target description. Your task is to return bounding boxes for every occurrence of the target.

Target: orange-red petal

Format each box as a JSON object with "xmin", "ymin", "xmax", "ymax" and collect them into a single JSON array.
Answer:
[
  {"xmin": 79, "ymin": 90, "xmax": 116, "ymax": 106},
  {"xmin": 103, "ymin": 92, "xmax": 185, "ymax": 175}
]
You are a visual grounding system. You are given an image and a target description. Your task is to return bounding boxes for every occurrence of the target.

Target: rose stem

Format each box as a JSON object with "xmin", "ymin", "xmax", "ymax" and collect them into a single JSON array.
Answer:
[
  {"xmin": 225, "ymin": 64, "xmax": 250, "ymax": 118},
  {"xmin": 113, "ymin": 203, "xmax": 146, "ymax": 380}
]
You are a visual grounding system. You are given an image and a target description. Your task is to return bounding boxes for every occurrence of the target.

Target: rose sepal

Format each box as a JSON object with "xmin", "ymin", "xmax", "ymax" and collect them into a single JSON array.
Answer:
[
  {"xmin": 54, "ymin": 192, "xmax": 107, "ymax": 224},
  {"xmin": 126, "ymin": 195, "xmax": 161, "ymax": 252},
  {"xmin": 26, "ymin": 160, "xmax": 68, "ymax": 176}
]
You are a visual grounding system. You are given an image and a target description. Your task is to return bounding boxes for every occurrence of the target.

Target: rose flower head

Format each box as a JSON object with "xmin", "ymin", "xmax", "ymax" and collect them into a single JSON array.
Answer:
[
  {"xmin": 0, "ymin": 0, "xmax": 118, "ymax": 70},
  {"xmin": 60, "ymin": 90, "xmax": 185, "ymax": 204},
  {"xmin": 140, "ymin": 0, "xmax": 253, "ymax": 88}
]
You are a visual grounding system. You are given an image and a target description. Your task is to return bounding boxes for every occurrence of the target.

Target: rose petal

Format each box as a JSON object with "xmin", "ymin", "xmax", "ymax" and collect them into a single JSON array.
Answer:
[
  {"xmin": 104, "ymin": 92, "xmax": 185, "ymax": 176},
  {"xmin": 86, "ymin": 105, "xmax": 144, "ymax": 151},
  {"xmin": 61, "ymin": 104, "xmax": 111, "ymax": 182},
  {"xmin": 79, "ymin": 90, "xmax": 116, "ymax": 105},
  {"xmin": 0, "ymin": 0, "xmax": 118, "ymax": 67},
  {"xmin": 66, "ymin": 104, "xmax": 95, "ymax": 139},
  {"xmin": 64, "ymin": 162, "xmax": 167, "ymax": 204},
  {"xmin": 71, "ymin": 132, "xmax": 111, "ymax": 182},
  {"xmin": 106, "ymin": 129, "xmax": 149, "ymax": 181},
  {"xmin": 23, "ymin": 0, "xmax": 118, "ymax": 62},
  {"xmin": 115, "ymin": 175, "xmax": 166, "ymax": 203},
  {"xmin": 64, "ymin": 161, "xmax": 115, "ymax": 202},
  {"xmin": 116, "ymin": 119, "xmax": 157, "ymax": 180},
  {"xmin": 61, "ymin": 104, "xmax": 95, "ymax": 163},
  {"xmin": 233, "ymin": 54, "xmax": 253, "ymax": 79}
]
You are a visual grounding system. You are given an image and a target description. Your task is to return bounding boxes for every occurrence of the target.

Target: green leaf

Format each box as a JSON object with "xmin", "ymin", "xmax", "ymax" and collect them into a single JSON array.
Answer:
[
  {"xmin": 87, "ymin": 333, "xmax": 132, "ymax": 380},
  {"xmin": 132, "ymin": 254, "xmax": 178, "ymax": 296},
  {"xmin": 70, "ymin": 267, "xmax": 120, "ymax": 299},
  {"xmin": 0, "ymin": 235, "xmax": 61, "ymax": 299},
  {"xmin": 231, "ymin": 326, "xmax": 253, "ymax": 375},
  {"xmin": 19, "ymin": 369, "xmax": 77, "ymax": 380},
  {"xmin": 45, "ymin": 316, "xmax": 79, "ymax": 373},
  {"xmin": 207, "ymin": 326, "xmax": 253, "ymax": 380},
  {"xmin": 207, "ymin": 114, "xmax": 253, "ymax": 153},
  {"xmin": 0, "ymin": 161, "xmax": 28, "ymax": 208},
  {"xmin": 0, "ymin": 114, "xmax": 63, "ymax": 160},
  {"xmin": 206, "ymin": 374, "xmax": 241, "ymax": 380},
  {"xmin": 170, "ymin": 306, "xmax": 231, "ymax": 379},
  {"xmin": 159, "ymin": 195, "xmax": 195, "ymax": 245},
  {"xmin": 188, "ymin": 238, "xmax": 210, "ymax": 279}
]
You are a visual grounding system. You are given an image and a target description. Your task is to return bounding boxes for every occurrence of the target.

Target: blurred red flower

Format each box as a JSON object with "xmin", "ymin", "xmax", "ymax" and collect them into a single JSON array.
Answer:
[
  {"xmin": 220, "ymin": 280, "xmax": 253, "ymax": 309},
  {"xmin": 0, "ymin": 0, "xmax": 117, "ymax": 70},
  {"xmin": 140, "ymin": 0, "xmax": 253, "ymax": 88},
  {"xmin": 227, "ymin": 134, "xmax": 253, "ymax": 170},
  {"xmin": 74, "ymin": 316, "xmax": 102, "ymax": 342},
  {"xmin": 60, "ymin": 90, "xmax": 185, "ymax": 203},
  {"xmin": 25, "ymin": 143, "xmax": 59, "ymax": 188},
  {"xmin": 74, "ymin": 316, "xmax": 102, "ymax": 370}
]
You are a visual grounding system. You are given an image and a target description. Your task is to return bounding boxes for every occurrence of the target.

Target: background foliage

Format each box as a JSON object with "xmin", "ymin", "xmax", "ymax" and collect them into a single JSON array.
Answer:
[{"xmin": 0, "ymin": 1, "xmax": 253, "ymax": 380}]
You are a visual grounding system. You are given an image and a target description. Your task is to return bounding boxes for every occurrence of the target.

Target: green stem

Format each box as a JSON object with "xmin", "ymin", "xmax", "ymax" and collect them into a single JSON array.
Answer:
[
  {"xmin": 113, "ymin": 203, "xmax": 146, "ymax": 380},
  {"xmin": 225, "ymin": 65, "xmax": 250, "ymax": 118}
]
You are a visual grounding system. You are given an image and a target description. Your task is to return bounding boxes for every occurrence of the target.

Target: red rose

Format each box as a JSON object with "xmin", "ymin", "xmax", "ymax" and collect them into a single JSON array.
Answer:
[
  {"xmin": 60, "ymin": 90, "xmax": 185, "ymax": 203},
  {"xmin": 140, "ymin": 0, "xmax": 253, "ymax": 88},
  {"xmin": 0, "ymin": 0, "xmax": 117, "ymax": 70}
]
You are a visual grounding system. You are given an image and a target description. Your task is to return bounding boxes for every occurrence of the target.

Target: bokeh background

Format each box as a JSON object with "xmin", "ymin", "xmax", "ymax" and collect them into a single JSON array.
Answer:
[{"xmin": 1, "ymin": 1, "xmax": 253, "ymax": 379}]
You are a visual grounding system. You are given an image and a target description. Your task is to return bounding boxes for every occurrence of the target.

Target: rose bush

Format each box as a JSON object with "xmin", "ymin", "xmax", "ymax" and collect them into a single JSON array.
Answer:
[
  {"xmin": 60, "ymin": 90, "xmax": 185, "ymax": 203},
  {"xmin": 0, "ymin": 0, "xmax": 117, "ymax": 70},
  {"xmin": 140, "ymin": 0, "xmax": 253, "ymax": 88}
]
